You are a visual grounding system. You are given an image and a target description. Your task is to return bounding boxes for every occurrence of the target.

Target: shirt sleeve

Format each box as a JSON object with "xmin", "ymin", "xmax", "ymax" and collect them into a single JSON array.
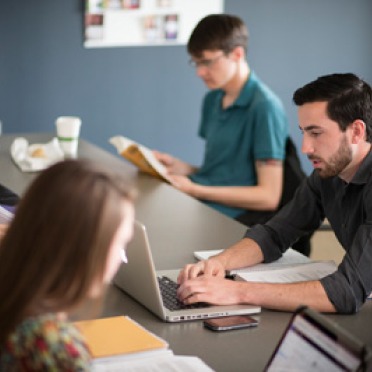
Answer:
[
  {"xmin": 45, "ymin": 322, "xmax": 92, "ymax": 371},
  {"xmin": 244, "ymin": 173, "xmax": 324, "ymax": 262},
  {"xmin": 6, "ymin": 317, "xmax": 92, "ymax": 371},
  {"xmin": 320, "ymin": 184, "xmax": 372, "ymax": 314},
  {"xmin": 251, "ymin": 100, "xmax": 288, "ymax": 161},
  {"xmin": 245, "ymin": 171, "xmax": 372, "ymax": 314}
]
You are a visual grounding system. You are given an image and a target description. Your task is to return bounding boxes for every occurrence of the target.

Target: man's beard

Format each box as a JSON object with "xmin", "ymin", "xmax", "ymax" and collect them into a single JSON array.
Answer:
[{"xmin": 310, "ymin": 135, "xmax": 352, "ymax": 178}]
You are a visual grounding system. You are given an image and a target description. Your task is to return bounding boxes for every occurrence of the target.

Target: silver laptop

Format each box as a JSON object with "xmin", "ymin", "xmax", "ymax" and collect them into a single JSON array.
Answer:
[{"xmin": 114, "ymin": 221, "xmax": 261, "ymax": 322}]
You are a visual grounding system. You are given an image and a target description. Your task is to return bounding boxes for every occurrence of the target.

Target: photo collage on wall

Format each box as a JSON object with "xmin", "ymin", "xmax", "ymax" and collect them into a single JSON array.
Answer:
[{"xmin": 84, "ymin": 0, "xmax": 224, "ymax": 48}]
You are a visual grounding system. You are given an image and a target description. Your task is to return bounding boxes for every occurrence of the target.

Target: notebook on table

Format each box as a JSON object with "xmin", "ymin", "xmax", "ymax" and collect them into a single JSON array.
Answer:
[
  {"xmin": 0, "ymin": 183, "xmax": 19, "ymax": 207},
  {"xmin": 265, "ymin": 306, "xmax": 371, "ymax": 371},
  {"xmin": 0, "ymin": 183, "xmax": 19, "ymax": 223},
  {"xmin": 114, "ymin": 221, "xmax": 261, "ymax": 322}
]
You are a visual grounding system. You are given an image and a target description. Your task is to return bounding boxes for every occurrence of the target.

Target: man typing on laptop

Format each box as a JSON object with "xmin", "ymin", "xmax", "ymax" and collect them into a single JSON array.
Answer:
[
  {"xmin": 114, "ymin": 221, "xmax": 260, "ymax": 323},
  {"xmin": 177, "ymin": 73, "xmax": 372, "ymax": 315}
]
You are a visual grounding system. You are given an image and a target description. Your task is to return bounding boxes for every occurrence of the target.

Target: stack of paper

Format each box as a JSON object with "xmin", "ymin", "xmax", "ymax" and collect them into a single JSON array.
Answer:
[
  {"xmin": 233, "ymin": 260, "xmax": 337, "ymax": 283},
  {"xmin": 74, "ymin": 316, "xmax": 168, "ymax": 362},
  {"xmin": 75, "ymin": 316, "xmax": 214, "ymax": 371},
  {"xmin": 92, "ymin": 354, "xmax": 214, "ymax": 372},
  {"xmin": 194, "ymin": 248, "xmax": 337, "ymax": 284}
]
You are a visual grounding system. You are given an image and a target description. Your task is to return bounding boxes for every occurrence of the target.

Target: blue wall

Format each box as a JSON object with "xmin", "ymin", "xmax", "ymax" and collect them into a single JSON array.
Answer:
[{"xmin": 1, "ymin": 0, "xmax": 372, "ymax": 174}]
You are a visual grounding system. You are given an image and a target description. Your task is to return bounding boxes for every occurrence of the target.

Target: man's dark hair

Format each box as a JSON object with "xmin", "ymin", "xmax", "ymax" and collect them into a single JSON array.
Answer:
[
  {"xmin": 187, "ymin": 14, "xmax": 249, "ymax": 58},
  {"xmin": 293, "ymin": 73, "xmax": 372, "ymax": 142}
]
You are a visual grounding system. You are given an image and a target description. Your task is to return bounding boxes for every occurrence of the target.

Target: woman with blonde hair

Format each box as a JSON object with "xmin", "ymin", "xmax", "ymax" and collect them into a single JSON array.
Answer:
[{"xmin": 0, "ymin": 159, "xmax": 136, "ymax": 370}]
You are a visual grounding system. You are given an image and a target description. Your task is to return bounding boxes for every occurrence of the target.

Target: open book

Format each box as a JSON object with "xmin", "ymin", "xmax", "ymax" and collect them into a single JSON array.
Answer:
[
  {"xmin": 74, "ymin": 316, "xmax": 213, "ymax": 371},
  {"xmin": 194, "ymin": 248, "xmax": 337, "ymax": 284},
  {"xmin": 110, "ymin": 136, "xmax": 173, "ymax": 184}
]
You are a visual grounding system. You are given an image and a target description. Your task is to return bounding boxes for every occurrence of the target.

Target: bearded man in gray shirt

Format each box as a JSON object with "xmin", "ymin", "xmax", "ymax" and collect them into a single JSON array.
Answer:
[{"xmin": 177, "ymin": 73, "xmax": 372, "ymax": 314}]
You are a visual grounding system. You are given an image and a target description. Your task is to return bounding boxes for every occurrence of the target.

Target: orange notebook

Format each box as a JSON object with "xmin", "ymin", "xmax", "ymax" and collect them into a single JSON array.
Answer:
[{"xmin": 74, "ymin": 316, "xmax": 168, "ymax": 359}]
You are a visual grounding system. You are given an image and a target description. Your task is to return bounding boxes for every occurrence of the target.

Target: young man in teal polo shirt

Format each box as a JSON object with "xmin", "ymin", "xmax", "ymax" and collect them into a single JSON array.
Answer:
[{"xmin": 154, "ymin": 14, "xmax": 292, "ymax": 240}]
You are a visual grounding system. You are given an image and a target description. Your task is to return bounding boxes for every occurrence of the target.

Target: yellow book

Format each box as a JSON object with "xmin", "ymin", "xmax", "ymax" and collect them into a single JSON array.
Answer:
[
  {"xmin": 74, "ymin": 316, "xmax": 168, "ymax": 359},
  {"xmin": 109, "ymin": 136, "xmax": 174, "ymax": 184}
]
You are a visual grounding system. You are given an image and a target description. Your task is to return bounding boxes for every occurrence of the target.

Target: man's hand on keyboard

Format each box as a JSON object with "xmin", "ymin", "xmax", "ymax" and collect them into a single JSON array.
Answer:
[
  {"xmin": 177, "ymin": 258, "xmax": 225, "ymax": 284},
  {"xmin": 177, "ymin": 275, "xmax": 244, "ymax": 306}
]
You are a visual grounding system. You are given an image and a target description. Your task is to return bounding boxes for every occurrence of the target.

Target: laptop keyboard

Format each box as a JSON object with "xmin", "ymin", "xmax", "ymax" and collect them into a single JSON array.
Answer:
[{"xmin": 158, "ymin": 276, "xmax": 209, "ymax": 311}]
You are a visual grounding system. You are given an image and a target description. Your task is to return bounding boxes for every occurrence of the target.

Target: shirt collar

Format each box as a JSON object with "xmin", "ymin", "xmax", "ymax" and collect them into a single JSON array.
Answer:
[
  {"xmin": 232, "ymin": 71, "xmax": 257, "ymax": 108},
  {"xmin": 216, "ymin": 71, "xmax": 258, "ymax": 109},
  {"xmin": 349, "ymin": 149, "xmax": 372, "ymax": 185}
]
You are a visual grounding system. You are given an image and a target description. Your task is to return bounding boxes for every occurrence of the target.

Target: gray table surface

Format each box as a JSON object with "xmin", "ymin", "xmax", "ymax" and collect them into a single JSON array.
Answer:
[{"xmin": 2, "ymin": 134, "xmax": 372, "ymax": 372}]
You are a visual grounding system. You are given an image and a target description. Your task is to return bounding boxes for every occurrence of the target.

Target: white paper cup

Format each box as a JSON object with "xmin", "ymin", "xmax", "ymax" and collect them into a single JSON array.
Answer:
[{"xmin": 55, "ymin": 116, "xmax": 81, "ymax": 158}]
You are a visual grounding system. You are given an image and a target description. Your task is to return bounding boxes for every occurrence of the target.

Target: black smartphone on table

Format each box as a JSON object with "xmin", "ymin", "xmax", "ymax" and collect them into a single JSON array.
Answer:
[{"xmin": 203, "ymin": 315, "xmax": 259, "ymax": 332}]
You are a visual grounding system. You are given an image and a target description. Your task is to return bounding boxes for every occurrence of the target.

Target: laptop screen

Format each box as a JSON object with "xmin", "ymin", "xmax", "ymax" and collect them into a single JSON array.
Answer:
[{"xmin": 265, "ymin": 307, "xmax": 368, "ymax": 372}]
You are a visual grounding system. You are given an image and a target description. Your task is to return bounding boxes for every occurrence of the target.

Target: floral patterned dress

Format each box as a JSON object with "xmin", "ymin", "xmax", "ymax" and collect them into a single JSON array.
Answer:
[{"xmin": 0, "ymin": 313, "xmax": 91, "ymax": 371}]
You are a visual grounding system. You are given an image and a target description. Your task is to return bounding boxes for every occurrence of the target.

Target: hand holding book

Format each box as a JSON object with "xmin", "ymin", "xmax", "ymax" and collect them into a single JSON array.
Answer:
[
  {"xmin": 110, "ymin": 136, "xmax": 174, "ymax": 184},
  {"xmin": 110, "ymin": 136, "xmax": 196, "ymax": 186},
  {"xmin": 152, "ymin": 150, "xmax": 197, "ymax": 176}
]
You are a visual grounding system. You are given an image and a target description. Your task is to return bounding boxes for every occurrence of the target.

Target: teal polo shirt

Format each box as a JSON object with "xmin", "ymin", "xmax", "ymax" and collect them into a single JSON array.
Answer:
[{"xmin": 189, "ymin": 71, "xmax": 289, "ymax": 218}]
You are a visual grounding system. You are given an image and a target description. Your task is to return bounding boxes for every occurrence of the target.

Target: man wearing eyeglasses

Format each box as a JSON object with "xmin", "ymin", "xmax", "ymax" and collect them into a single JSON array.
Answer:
[{"xmin": 154, "ymin": 14, "xmax": 292, "ymax": 246}]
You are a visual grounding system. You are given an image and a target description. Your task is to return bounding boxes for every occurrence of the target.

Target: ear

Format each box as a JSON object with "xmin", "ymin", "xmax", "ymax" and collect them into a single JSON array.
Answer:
[
  {"xmin": 350, "ymin": 119, "xmax": 367, "ymax": 144},
  {"xmin": 229, "ymin": 46, "xmax": 245, "ymax": 61}
]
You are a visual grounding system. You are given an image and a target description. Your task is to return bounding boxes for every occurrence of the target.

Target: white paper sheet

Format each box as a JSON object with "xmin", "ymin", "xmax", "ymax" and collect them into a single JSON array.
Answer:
[
  {"xmin": 92, "ymin": 351, "xmax": 215, "ymax": 372},
  {"xmin": 235, "ymin": 261, "xmax": 337, "ymax": 283}
]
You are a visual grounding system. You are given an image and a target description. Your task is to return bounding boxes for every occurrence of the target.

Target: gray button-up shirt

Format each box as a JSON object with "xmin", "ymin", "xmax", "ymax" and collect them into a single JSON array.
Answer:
[{"xmin": 245, "ymin": 150, "xmax": 372, "ymax": 313}]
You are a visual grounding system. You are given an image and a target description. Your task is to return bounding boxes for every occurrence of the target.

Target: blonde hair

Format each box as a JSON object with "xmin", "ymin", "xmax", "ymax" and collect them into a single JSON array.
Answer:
[{"xmin": 0, "ymin": 159, "xmax": 136, "ymax": 345}]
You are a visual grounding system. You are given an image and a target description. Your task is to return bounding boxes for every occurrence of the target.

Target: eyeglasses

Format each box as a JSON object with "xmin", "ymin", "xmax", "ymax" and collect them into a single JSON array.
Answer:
[
  {"xmin": 121, "ymin": 249, "xmax": 128, "ymax": 264},
  {"xmin": 188, "ymin": 54, "xmax": 225, "ymax": 69}
]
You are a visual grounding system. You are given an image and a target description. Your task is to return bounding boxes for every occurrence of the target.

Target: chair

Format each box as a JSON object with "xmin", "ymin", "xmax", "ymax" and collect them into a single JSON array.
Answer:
[{"xmin": 235, "ymin": 137, "xmax": 312, "ymax": 256}]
